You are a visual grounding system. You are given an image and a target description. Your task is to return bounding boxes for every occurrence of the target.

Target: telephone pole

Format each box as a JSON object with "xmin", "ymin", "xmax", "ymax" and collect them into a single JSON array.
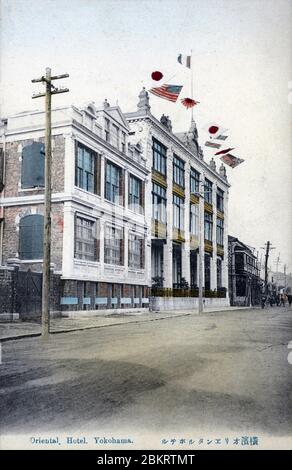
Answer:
[
  {"xmin": 32, "ymin": 68, "xmax": 69, "ymax": 338},
  {"xmin": 261, "ymin": 241, "xmax": 275, "ymax": 294}
]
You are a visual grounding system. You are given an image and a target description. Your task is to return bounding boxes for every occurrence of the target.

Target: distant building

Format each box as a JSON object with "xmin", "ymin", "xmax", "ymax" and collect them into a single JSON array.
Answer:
[{"xmin": 228, "ymin": 235, "xmax": 262, "ymax": 306}]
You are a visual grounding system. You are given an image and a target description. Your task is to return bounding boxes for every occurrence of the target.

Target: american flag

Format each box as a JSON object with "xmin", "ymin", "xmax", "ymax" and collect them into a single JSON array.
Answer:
[
  {"xmin": 220, "ymin": 154, "xmax": 244, "ymax": 168},
  {"xmin": 149, "ymin": 84, "xmax": 183, "ymax": 102}
]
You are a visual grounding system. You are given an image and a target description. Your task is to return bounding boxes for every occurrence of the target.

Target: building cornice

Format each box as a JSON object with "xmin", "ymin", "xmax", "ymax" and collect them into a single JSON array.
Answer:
[{"xmin": 125, "ymin": 112, "xmax": 230, "ymax": 188}]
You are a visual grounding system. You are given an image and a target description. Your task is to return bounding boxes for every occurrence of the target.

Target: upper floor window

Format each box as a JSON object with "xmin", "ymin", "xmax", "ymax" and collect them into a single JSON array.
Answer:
[
  {"xmin": 19, "ymin": 214, "xmax": 44, "ymax": 260},
  {"xmin": 204, "ymin": 211, "xmax": 213, "ymax": 241},
  {"xmin": 21, "ymin": 142, "xmax": 45, "ymax": 189},
  {"xmin": 190, "ymin": 168, "xmax": 200, "ymax": 194},
  {"xmin": 105, "ymin": 160, "xmax": 122, "ymax": 204},
  {"xmin": 129, "ymin": 175, "xmax": 143, "ymax": 213},
  {"xmin": 204, "ymin": 178, "xmax": 213, "ymax": 204},
  {"xmin": 105, "ymin": 118, "xmax": 110, "ymax": 142},
  {"xmin": 217, "ymin": 188, "xmax": 224, "ymax": 212},
  {"xmin": 121, "ymin": 132, "xmax": 126, "ymax": 154},
  {"xmin": 173, "ymin": 194, "xmax": 184, "ymax": 230},
  {"xmin": 190, "ymin": 203, "xmax": 199, "ymax": 236},
  {"xmin": 112, "ymin": 124, "xmax": 119, "ymax": 148},
  {"xmin": 75, "ymin": 142, "xmax": 99, "ymax": 194},
  {"xmin": 216, "ymin": 217, "xmax": 224, "ymax": 245},
  {"xmin": 128, "ymin": 233, "xmax": 144, "ymax": 269},
  {"xmin": 104, "ymin": 225, "xmax": 123, "ymax": 265},
  {"xmin": 173, "ymin": 155, "xmax": 185, "ymax": 188},
  {"xmin": 0, "ymin": 147, "xmax": 4, "ymax": 192},
  {"xmin": 152, "ymin": 139, "xmax": 167, "ymax": 176},
  {"xmin": 152, "ymin": 182, "xmax": 167, "ymax": 223},
  {"xmin": 74, "ymin": 216, "xmax": 99, "ymax": 261}
]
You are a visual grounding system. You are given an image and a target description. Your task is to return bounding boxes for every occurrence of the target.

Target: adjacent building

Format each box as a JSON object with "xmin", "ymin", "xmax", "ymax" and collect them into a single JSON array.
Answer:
[
  {"xmin": 228, "ymin": 235, "xmax": 262, "ymax": 306},
  {"xmin": 125, "ymin": 88, "xmax": 230, "ymax": 308}
]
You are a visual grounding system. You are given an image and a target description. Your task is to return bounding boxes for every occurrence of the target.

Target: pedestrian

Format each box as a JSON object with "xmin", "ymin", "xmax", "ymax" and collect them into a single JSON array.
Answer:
[
  {"xmin": 280, "ymin": 294, "xmax": 286, "ymax": 307},
  {"xmin": 288, "ymin": 294, "xmax": 292, "ymax": 307}
]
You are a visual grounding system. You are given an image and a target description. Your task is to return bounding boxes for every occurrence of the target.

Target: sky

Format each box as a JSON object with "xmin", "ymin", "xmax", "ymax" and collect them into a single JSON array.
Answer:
[{"xmin": 0, "ymin": 0, "xmax": 291, "ymax": 273}]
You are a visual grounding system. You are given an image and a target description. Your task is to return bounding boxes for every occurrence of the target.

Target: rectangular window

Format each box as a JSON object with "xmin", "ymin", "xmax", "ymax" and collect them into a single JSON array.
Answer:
[
  {"xmin": 173, "ymin": 194, "xmax": 184, "ymax": 230},
  {"xmin": 190, "ymin": 168, "xmax": 200, "ymax": 194},
  {"xmin": 128, "ymin": 234, "xmax": 144, "ymax": 269},
  {"xmin": 129, "ymin": 175, "xmax": 142, "ymax": 213},
  {"xmin": 75, "ymin": 142, "xmax": 98, "ymax": 194},
  {"xmin": 216, "ymin": 217, "xmax": 224, "ymax": 245},
  {"xmin": 152, "ymin": 138, "xmax": 167, "ymax": 176},
  {"xmin": 217, "ymin": 258, "xmax": 222, "ymax": 288},
  {"xmin": 217, "ymin": 188, "xmax": 224, "ymax": 212},
  {"xmin": 204, "ymin": 253, "xmax": 211, "ymax": 290},
  {"xmin": 112, "ymin": 124, "xmax": 119, "ymax": 149},
  {"xmin": 121, "ymin": 132, "xmax": 126, "ymax": 154},
  {"xmin": 75, "ymin": 216, "xmax": 98, "ymax": 261},
  {"xmin": 105, "ymin": 118, "xmax": 110, "ymax": 142},
  {"xmin": 204, "ymin": 178, "xmax": 213, "ymax": 204},
  {"xmin": 173, "ymin": 155, "xmax": 185, "ymax": 187},
  {"xmin": 152, "ymin": 183, "xmax": 167, "ymax": 223},
  {"xmin": 204, "ymin": 211, "xmax": 213, "ymax": 241},
  {"xmin": 105, "ymin": 160, "xmax": 122, "ymax": 203},
  {"xmin": 104, "ymin": 225, "xmax": 123, "ymax": 265},
  {"xmin": 190, "ymin": 203, "xmax": 199, "ymax": 236}
]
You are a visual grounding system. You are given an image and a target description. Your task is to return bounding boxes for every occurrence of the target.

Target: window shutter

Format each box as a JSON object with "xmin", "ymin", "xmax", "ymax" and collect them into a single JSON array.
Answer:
[
  {"xmin": 19, "ymin": 214, "xmax": 44, "ymax": 259},
  {"xmin": 0, "ymin": 147, "xmax": 4, "ymax": 192},
  {"xmin": 21, "ymin": 142, "xmax": 45, "ymax": 189}
]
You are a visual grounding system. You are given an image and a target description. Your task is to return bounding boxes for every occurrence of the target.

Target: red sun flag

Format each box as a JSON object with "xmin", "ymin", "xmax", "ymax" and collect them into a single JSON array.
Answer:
[
  {"xmin": 181, "ymin": 98, "xmax": 200, "ymax": 109},
  {"xmin": 151, "ymin": 71, "xmax": 163, "ymax": 81},
  {"xmin": 209, "ymin": 125, "xmax": 219, "ymax": 135}
]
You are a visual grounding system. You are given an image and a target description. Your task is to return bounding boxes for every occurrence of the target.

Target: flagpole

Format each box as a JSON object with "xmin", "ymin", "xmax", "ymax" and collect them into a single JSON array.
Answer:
[{"xmin": 190, "ymin": 49, "xmax": 194, "ymax": 122}]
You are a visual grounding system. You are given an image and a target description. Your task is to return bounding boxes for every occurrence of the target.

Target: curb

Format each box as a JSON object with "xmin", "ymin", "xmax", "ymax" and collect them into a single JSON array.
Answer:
[
  {"xmin": 0, "ymin": 312, "xmax": 192, "ymax": 342},
  {"xmin": 0, "ymin": 307, "xmax": 253, "ymax": 342}
]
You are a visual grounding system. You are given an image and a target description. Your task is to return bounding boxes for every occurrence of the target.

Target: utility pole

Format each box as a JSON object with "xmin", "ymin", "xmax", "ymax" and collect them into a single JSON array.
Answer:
[
  {"xmin": 32, "ymin": 68, "xmax": 69, "ymax": 338},
  {"xmin": 260, "ymin": 241, "xmax": 275, "ymax": 295}
]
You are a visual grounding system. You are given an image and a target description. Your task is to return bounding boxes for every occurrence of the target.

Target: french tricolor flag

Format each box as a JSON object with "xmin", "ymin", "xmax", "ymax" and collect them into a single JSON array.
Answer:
[{"xmin": 177, "ymin": 54, "xmax": 191, "ymax": 69}]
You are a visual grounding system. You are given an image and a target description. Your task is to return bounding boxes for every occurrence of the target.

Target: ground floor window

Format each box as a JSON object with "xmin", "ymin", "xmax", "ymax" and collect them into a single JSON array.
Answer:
[
  {"xmin": 104, "ymin": 225, "xmax": 123, "ymax": 265},
  {"xmin": 75, "ymin": 216, "xmax": 99, "ymax": 261},
  {"xmin": 128, "ymin": 234, "xmax": 144, "ymax": 269},
  {"xmin": 217, "ymin": 258, "xmax": 222, "ymax": 288},
  {"xmin": 204, "ymin": 253, "xmax": 211, "ymax": 290}
]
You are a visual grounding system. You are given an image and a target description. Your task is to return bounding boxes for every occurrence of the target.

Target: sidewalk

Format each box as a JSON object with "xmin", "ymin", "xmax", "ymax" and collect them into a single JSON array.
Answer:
[{"xmin": 0, "ymin": 306, "xmax": 251, "ymax": 342}]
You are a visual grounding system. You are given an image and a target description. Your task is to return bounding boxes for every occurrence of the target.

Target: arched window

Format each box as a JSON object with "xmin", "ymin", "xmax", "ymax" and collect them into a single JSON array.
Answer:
[
  {"xmin": 21, "ymin": 142, "xmax": 45, "ymax": 189},
  {"xmin": 19, "ymin": 214, "xmax": 44, "ymax": 260}
]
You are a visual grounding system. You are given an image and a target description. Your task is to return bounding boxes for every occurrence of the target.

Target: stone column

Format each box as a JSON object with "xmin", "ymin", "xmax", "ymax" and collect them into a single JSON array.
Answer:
[
  {"xmin": 64, "ymin": 133, "xmax": 76, "ymax": 193},
  {"xmin": 99, "ymin": 217, "xmax": 105, "ymax": 276},
  {"xmin": 210, "ymin": 181, "xmax": 217, "ymax": 290},
  {"xmin": 163, "ymin": 150, "xmax": 173, "ymax": 288},
  {"xmin": 62, "ymin": 202, "xmax": 75, "ymax": 277},
  {"xmin": 181, "ymin": 162, "xmax": 190, "ymax": 285},
  {"xmin": 199, "ymin": 175, "xmax": 205, "ymax": 290},
  {"xmin": 100, "ymin": 153, "xmax": 105, "ymax": 200},
  {"xmin": 222, "ymin": 189, "xmax": 229, "ymax": 301}
]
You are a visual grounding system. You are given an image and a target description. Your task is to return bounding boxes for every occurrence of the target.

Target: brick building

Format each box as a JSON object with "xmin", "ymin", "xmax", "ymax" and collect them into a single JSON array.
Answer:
[{"xmin": 0, "ymin": 101, "xmax": 150, "ymax": 313}]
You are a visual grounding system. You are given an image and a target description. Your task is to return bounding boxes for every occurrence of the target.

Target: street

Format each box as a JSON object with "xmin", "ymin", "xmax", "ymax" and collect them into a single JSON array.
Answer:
[{"xmin": 0, "ymin": 307, "xmax": 291, "ymax": 448}]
